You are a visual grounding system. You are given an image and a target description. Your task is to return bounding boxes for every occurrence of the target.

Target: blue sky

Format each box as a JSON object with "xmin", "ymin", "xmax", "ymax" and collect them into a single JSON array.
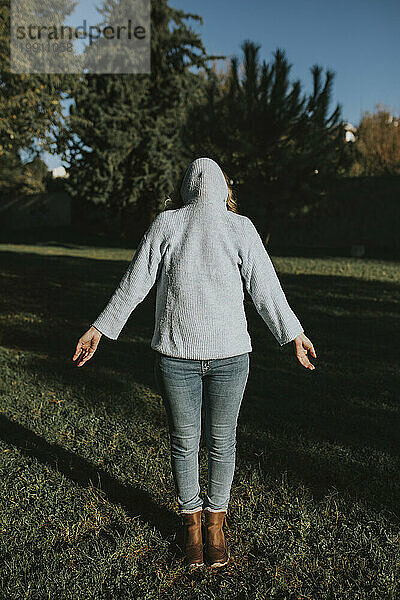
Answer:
[{"xmin": 43, "ymin": 0, "xmax": 400, "ymax": 169}]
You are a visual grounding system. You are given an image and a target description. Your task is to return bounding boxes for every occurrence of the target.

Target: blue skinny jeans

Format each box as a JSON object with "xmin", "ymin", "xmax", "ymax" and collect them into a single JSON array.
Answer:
[{"xmin": 153, "ymin": 350, "xmax": 250, "ymax": 515}]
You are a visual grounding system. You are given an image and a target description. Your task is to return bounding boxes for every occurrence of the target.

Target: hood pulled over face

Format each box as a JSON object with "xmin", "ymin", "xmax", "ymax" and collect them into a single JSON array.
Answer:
[{"xmin": 180, "ymin": 157, "xmax": 229, "ymax": 209}]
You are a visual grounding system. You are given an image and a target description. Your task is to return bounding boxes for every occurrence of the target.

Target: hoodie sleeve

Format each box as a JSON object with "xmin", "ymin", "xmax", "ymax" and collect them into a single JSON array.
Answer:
[
  {"xmin": 91, "ymin": 213, "xmax": 166, "ymax": 340},
  {"xmin": 239, "ymin": 218, "xmax": 304, "ymax": 346}
]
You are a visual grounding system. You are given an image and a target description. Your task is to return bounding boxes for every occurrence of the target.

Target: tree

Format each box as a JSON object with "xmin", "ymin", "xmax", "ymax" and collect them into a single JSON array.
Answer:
[
  {"xmin": 0, "ymin": 152, "xmax": 48, "ymax": 198},
  {"xmin": 183, "ymin": 41, "xmax": 346, "ymax": 243},
  {"xmin": 57, "ymin": 0, "xmax": 224, "ymax": 238},
  {"xmin": 0, "ymin": 0, "xmax": 77, "ymax": 169},
  {"xmin": 0, "ymin": 152, "xmax": 26, "ymax": 197},
  {"xmin": 350, "ymin": 104, "xmax": 400, "ymax": 176}
]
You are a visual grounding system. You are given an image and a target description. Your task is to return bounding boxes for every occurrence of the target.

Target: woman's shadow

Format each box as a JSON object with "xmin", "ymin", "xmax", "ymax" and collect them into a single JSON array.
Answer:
[{"xmin": 0, "ymin": 413, "xmax": 184, "ymax": 559}]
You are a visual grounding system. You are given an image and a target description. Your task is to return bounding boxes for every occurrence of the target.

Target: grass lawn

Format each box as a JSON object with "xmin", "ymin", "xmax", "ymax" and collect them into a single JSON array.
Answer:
[{"xmin": 0, "ymin": 241, "xmax": 399, "ymax": 599}]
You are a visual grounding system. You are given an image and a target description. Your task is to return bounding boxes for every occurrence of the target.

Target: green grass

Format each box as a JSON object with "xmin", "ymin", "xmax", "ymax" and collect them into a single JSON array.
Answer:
[{"xmin": 0, "ymin": 241, "xmax": 399, "ymax": 599}]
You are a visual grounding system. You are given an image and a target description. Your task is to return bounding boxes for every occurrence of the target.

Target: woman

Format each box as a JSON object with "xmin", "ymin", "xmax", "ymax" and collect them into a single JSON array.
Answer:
[{"xmin": 72, "ymin": 157, "xmax": 316, "ymax": 570}]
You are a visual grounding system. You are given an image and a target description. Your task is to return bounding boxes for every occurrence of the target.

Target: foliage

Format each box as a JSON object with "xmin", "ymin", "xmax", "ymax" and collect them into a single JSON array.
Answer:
[
  {"xmin": 0, "ymin": 0, "xmax": 78, "ymax": 163},
  {"xmin": 0, "ymin": 152, "xmax": 48, "ymax": 197},
  {"xmin": 57, "ymin": 0, "xmax": 224, "ymax": 235},
  {"xmin": 350, "ymin": 105, "xmax": 400, "ymax": 176},
  {"xmin": 184, "ymin": 41, "xmax": 347, "ymax": 237}
]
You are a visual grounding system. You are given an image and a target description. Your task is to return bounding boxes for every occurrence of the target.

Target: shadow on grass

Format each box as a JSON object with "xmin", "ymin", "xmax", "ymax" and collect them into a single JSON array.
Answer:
[
  {"xmin": 0, "ymin": 414, "xmax": 181, "ymax": 549},
  {"xmin": 1, "ymin": 223, "xmax": 400, "ymax": 260},
  {"xmin": 0, "ymin": 225, "xmax": 136, "ymax": 250},
  {"xmin": 1, "ymin": 249, "xmax": 399, "ymax": 520}
]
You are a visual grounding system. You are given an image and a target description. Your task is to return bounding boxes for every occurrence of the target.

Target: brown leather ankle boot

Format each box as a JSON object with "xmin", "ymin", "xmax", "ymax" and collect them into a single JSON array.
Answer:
[
  {"xmin": 204, "ymin": 510, "xmax": 230, "ymax": 567},
  {"xmin": 179, "ymin": 510, "xmax": 204, "ymax": 568}
]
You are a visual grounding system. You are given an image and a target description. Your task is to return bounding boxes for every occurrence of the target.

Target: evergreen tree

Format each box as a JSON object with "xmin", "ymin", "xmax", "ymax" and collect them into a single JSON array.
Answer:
[
  {"xmin": 184, "ymin": 41, "xmax": 346, "ymax": 243},
  {"xmin": 58, "ymin": 0, "xmax": 224, "ymax": 238}
]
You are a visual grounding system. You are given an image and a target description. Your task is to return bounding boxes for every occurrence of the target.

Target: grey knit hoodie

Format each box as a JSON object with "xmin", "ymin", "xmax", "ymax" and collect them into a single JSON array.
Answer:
[{"xmin": 91, "ymin": 157, "xmax": 304, "ymax": 359}]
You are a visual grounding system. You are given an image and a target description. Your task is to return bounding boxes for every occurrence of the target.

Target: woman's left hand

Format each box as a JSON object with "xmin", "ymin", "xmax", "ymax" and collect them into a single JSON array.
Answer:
[{"xmin": 293, "ymin": 332, "xmax": 317, "ymax": 370}]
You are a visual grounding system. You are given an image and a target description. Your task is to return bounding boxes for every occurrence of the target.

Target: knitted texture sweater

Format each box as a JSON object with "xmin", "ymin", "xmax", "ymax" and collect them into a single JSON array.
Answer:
[{"xmin": 91, "ymin": 157, "xmax": 304, "ymax": 359}]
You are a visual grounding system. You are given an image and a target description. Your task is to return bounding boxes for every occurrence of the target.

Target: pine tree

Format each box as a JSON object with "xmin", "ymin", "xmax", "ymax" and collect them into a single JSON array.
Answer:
[{"xmin": 184, "ymin": 41, "xmax": 346, "ymax": 243}]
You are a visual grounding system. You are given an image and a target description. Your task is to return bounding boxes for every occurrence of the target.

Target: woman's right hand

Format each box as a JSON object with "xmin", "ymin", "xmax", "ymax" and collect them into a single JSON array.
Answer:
[{"xmin": 72, "ymin": 326, "xmax": 102, "ymax": 367}]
